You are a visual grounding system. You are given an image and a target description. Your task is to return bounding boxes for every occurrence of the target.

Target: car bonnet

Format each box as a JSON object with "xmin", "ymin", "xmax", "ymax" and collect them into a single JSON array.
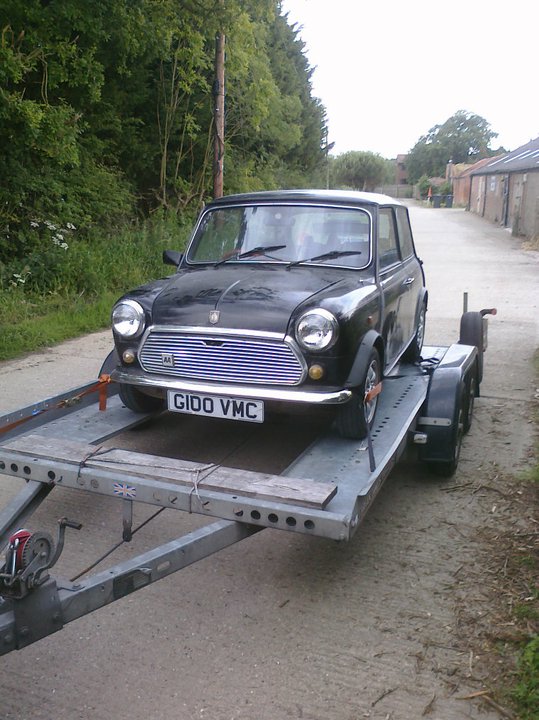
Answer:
[{"xmin": 150, "ymin": 265, "xmax": 346, "ymax": 334}]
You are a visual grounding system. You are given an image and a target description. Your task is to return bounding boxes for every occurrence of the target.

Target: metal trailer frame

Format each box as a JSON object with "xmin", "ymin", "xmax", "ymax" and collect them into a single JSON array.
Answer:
[{"xmin": 0, "ymin": 330, "xmax": 484, "ymax": 655}]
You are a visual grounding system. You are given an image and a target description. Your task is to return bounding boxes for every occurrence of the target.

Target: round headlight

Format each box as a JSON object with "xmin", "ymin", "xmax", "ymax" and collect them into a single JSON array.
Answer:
[
  {"xmin": 296, "ymin": 309, "xmax": 338, "ymax": 351},
  {"xmin": 112, "ymin": 300, "xmax": 145, "ymax": 338}
]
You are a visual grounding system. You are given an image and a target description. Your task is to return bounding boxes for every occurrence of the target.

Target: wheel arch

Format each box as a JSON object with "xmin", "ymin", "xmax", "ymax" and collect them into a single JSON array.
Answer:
[{"xmin": 344, "ymin": 329, "xmax": 384, "ymax": 389}]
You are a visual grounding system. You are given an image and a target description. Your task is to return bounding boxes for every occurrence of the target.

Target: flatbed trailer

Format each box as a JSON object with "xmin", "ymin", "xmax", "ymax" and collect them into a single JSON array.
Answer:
[{"xmin": 0, "ymin": 308, "xmax": 494, "ymax": 655}]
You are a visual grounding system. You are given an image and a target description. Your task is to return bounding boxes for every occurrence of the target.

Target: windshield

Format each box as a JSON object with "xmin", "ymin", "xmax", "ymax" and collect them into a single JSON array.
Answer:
[{"xmin": 186, "ymin": 204, "xmax": 371, "ymax": 268}]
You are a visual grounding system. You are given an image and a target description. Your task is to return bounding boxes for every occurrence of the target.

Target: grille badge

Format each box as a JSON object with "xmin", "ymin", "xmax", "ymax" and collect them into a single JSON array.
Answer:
[{"xmin": 209, "ymin": 310, "xmax": 220, "ymax": 325}]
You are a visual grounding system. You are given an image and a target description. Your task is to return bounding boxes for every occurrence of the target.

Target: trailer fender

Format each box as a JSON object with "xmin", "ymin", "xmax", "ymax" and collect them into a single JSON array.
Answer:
[
  {"xmin": 418, "ymin": 344, "xmax": 477, "ymax": 470},
  {"xmin": 459, "ymin": 310, "xmax": 485, "ymax": 384},
  {"xmin": 344, "ymin": 330, "xmax": 384, "ymax": 389}
]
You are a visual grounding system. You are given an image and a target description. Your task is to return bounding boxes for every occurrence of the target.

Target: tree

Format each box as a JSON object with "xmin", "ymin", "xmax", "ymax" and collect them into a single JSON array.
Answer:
[
  {"xmin": 0, "ymin": 0, "xmax": 328, "ymax": 266},
  {"xmin": 332, "ymin": 151, "xmax": 387, "ymax": 191},
  {"xmin": 407, "ymin": 110, "xmax": 498, "ymax": 182}
]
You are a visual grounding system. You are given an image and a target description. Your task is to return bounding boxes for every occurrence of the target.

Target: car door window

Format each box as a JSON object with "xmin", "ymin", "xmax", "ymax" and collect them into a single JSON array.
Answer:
[
  {"xmin": 378, "ymin": 208, "xmax": 399, "ymax": 269},
  {"xmin": 395, "ymin": 207, "xmax": 414, "ymax": 259}
]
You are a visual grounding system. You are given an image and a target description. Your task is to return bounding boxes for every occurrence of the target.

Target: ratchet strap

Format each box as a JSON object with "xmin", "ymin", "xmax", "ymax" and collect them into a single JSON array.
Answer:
[{"xmin": 0, "ymin": 375, "xmax": 113, "ymax": 436}]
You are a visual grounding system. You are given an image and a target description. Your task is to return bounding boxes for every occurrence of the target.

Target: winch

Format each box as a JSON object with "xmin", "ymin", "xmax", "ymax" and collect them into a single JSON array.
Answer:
[{"xmin": 0, "ymin": 518, "xmax": 81, "ymax": 600}]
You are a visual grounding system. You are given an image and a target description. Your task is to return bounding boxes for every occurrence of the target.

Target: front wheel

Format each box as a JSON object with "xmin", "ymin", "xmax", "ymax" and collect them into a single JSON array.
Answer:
[
  {"xmin": 335, "ymin": 348, "xmax": 381, "ymax": 439},
  {"xmin": 118, "ymin": 383, "xmax": 166, "ymax": 413},
  {"xmin": 402, "ymin": 302, "xmax": 426, "ymax": 363}
]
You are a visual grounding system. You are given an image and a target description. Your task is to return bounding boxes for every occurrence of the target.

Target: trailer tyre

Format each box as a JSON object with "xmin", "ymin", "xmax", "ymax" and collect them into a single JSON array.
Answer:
[
  {"xmin": 429, "ymin": 386, "xmax": 464, "ymax": 477},
  {"xmin": 119, "ymin": 383, "xmax": 165, "ymax": 413},
  {"xmin": 463, "ymin": 363, "xmax": 477, "ymax": 434},
  {"xmin": 335, "ymin": 348, "xmax": 381, "ymax": 439}
]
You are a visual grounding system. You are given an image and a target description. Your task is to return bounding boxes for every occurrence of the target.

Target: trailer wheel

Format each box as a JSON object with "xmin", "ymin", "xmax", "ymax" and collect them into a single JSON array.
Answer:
[
  {"xmin": 463, "ymin": 363, "xmax": 477, "ymax": 434},
  {"xmin": 335, "ymin": 348, "xmax": 381, "ymax": 439},
  {"xmin": 429, "ymin": 387, "xmax": 464, "ymax": 477},
  {"xmin": 402, "ymin": 301, "xmax": 426, "ymax": 363},
  {"xmin": 119, "ymin": 383, "xmax": 165, "ymax": 413},
  {"xmin": 459, "ymin": 311, "xmax": 484, "ymax": 383}
]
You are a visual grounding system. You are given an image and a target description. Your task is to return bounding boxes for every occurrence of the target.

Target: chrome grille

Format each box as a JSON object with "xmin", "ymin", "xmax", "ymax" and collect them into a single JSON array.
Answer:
[{"xmin": 139, "ymin": 331, "xmax": 304, "ymax": 385}]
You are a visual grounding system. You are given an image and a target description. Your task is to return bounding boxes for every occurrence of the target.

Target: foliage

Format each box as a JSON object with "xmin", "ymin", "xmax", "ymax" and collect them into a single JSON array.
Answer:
[
  {"xmin": 0, "ymin": 0, "xmax": 327, "ymax": 266},
  {"xmin": 417, "ymin": 175, "xmax": 432, "ymax": 199},
  {"xmin": 332, "ymin": 151, "xmax": 388, "ymax": 191},
  {"xmin": 0, "ymin": 213, "xmax": 194, "ymax": 360},
  {"xmin": 512, "ymin": 636, "xmax": 539, "ymax": 718},
  {"xmin": 407, "ymin": 110, "xmax": 498, "ymax": 182},
  {"xmin": 438, "ymin": 181, "xmax": 453, "ymax": 196}
]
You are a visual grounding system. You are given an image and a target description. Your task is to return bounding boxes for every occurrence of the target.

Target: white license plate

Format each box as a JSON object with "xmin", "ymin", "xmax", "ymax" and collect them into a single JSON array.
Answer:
[{"xmin": 167, "ymin": 391, "xmax": 264, "ymax": 423}]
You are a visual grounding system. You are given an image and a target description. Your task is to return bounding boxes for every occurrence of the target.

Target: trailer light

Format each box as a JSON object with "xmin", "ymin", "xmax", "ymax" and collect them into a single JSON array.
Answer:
[
  {"xmin": 308, "ymin": 364, "xmax": 325, "ymax": 380},
  {"xmin": 122, "ymin": 349, "xmax": 136, "ymax": 364}
]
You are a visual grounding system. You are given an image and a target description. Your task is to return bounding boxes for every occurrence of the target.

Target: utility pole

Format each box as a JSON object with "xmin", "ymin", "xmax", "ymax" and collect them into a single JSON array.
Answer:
[{"xmin": 213, "ymin": 20, "xmax": 225, "ymax": 199}]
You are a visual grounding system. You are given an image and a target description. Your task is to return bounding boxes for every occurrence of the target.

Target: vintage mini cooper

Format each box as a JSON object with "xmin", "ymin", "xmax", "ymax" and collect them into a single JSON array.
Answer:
[{"xmin": 111, "ymin": 190, "xmax": 427, "ymax": 439}]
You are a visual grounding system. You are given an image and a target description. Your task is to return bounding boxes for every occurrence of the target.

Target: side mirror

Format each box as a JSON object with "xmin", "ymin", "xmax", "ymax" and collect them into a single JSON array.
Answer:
[{"xmin": 163, "ymin": 249, "xmax": 183, "ymax": 267}]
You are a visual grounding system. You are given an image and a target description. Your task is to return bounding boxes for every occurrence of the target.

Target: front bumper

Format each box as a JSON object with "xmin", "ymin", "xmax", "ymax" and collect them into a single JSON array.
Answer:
[{"xmin": 111, "ymin": 367, "xmax": 352, "ymax": 405}]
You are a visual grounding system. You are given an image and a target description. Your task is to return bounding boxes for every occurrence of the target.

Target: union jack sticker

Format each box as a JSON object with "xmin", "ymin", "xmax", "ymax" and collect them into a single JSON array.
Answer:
[{"xmin": 113, "ymin": 482, "xmax": 137, "ymax": 499}]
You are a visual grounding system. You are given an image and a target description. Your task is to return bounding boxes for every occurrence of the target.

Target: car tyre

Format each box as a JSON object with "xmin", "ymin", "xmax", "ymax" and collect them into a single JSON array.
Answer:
[
  {"xmin": 119, "ymin": 383, "xmax": 165, "ymax": 413},
  {"xmin": 335, "ymin": 348, "xmax": 381, "ymax": 440},
  {"xmin": 402, "ymin": 302, "xmax": 426, "ymax": 363}
]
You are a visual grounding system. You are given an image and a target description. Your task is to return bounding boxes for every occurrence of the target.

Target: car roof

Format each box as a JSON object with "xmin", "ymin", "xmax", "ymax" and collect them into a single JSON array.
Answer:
[{"xmin": 206, "ymin": 189, "xmax": 403, "ymax": 208}]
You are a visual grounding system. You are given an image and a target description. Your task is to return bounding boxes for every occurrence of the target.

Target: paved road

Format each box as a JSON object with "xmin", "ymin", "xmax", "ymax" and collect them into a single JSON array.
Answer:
[{"xmin": 0, "ymin": 205, "xmax": 537, "ymax": 720}]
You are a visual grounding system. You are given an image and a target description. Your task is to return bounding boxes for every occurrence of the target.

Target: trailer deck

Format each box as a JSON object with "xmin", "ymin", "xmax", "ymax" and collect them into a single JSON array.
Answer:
[{"xmin": 0, "ymin": 335, "xmax": 485, "ymax": 655}]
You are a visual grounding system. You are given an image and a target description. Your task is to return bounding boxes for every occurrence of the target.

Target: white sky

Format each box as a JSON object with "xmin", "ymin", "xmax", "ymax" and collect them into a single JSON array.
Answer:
[{"xmin": 281, "ymin": 0, "xmax": 538, "ymax": 158}]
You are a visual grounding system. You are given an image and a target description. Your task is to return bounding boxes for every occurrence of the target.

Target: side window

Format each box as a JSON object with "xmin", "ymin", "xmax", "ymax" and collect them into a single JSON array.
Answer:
[
  {"xmin": 396, "ymin": 207, "xmax": 415, "ymax": 259},
  {"xmin": 378, "ymin": 208, "xmax": 399, "ymax": 269}
]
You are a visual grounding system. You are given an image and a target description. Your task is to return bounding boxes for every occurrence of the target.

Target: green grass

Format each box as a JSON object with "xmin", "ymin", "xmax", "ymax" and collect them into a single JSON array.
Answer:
[
  {"xmin": 0, "ymin": 291, "xmax": 118, "ymax": 360},
  {"xmin": 0, "ymin": 213, "xmax": 193, "ymax": 361},
  {"xmin": 512, "ymin": 636, "xmax": 539, "ymax": 719},
  {"xmin": 509, "ymin": 349, "xmax": 539, "ymax": 719}
]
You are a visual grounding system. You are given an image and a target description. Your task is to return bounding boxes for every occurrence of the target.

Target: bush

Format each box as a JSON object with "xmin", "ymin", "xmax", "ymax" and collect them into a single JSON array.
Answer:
[
  {"xmin": 0, "ymin": 212, "xmax": 195, "ymax": 360},
  {"xmin": 417, "ymin": 175, "xmax": 432, "ymax": 199}
]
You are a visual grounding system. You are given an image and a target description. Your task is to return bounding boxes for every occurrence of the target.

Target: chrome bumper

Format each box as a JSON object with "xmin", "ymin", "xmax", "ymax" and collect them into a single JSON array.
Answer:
[{"xmin": 111, "ymin": 367, "xmax": 352, "ymax": 405}]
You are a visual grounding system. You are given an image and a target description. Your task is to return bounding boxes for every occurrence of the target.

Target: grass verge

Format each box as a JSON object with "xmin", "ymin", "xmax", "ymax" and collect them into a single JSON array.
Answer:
[
  {"xmin": 0, "ymin": 291, "xmax": 118, "ymax": 361},
  {"xmin": 0, "ymin": 213, "xmax": 192, "ymax": 361}
]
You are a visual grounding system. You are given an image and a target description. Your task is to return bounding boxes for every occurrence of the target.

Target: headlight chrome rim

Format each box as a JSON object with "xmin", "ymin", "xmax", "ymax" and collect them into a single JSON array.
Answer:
[
  {"xmin": 112, "ymin": 299, "xmax": 146, "ymax": 339},
  {"xmin": 296, "ymin": 308, "xmax": 338, "ymax": 351}
]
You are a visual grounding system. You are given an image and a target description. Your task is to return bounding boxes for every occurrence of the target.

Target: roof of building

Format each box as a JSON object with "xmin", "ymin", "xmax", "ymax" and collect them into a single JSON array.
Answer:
[
  {"xmin": 471, "ymin": 137, "xmax": 539, "ymax": 175},
  {"xmin": 454, "ymin": 157, "xmax": 496, "ymax": 179}
]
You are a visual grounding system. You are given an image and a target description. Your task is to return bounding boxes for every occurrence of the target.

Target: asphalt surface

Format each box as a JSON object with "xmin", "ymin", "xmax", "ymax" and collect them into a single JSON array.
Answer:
[{"xmin": 0, "ymin": 203, "xmax": 537, "ymax": 719}]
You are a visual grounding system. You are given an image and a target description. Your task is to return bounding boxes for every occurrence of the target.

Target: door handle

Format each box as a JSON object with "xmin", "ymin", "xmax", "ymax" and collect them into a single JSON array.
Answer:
[{"xmin": 402, "ymin": 277, "xmax": 415, "ymax": 286}]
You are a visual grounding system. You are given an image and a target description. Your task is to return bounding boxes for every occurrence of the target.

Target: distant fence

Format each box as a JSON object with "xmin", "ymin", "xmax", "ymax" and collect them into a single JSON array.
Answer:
[{"xmin": 374, "ymin": 184, "xmax": 414, "ymax": 199}]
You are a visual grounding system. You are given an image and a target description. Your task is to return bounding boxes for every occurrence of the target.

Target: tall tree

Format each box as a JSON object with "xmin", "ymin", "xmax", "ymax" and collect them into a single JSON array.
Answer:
[
  {"xmin": 406, "ymin": 110, "xmax": 498, "ymax": 182},
  {"xmin": 0, "ymin": 0, "xmax": 328, "ymax": 264}
]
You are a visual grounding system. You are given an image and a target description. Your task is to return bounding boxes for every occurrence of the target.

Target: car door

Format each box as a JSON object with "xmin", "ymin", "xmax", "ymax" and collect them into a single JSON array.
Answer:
[
  {"xmin": 377, "ymin": 207, "xmax": 408, "ymax": 369},
  {"xmin": 395, "ymin": 205, "xmax": 423, "ymax": 346}
]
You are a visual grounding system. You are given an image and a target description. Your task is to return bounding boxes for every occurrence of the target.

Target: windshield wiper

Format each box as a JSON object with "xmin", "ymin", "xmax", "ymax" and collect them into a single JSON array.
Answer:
[
  {"xmin": 285, "ymin": 249, "xmax": 362, "ymax": 270},
  {"xmin": 238, "ymin": 244, "xmax": 287, "ymax": 259},
  {"xmin": 214, "ymin": 244, "xmax": 286, "ymax": 266}
]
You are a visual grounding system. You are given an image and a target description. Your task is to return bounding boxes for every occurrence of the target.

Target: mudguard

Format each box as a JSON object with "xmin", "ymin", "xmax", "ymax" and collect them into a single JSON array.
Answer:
[
  {"xmin": 99, "ymin": 348, "xmax": 120, "ymax": 377},
  {"xmin": 344, "ymin": 329, "xmax": 383, "ymax": 389},
  {"xmin": 418, "ymin": 343, "xmax": 477, "ymax": 465}
]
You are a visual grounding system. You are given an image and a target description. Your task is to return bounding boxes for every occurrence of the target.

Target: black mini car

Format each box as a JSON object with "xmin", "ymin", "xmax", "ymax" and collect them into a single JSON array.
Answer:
[{"xmin": 111, "ymin": 190, "xmax": 427, "ymax": 439}]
